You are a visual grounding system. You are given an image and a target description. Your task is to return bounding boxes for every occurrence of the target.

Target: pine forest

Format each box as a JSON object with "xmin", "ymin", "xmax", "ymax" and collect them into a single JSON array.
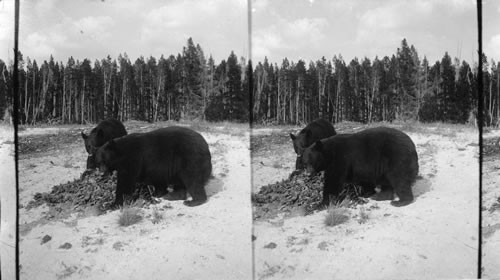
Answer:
[{"xmin": 1, "ymin": 38, "xmax": 500, "ymax": 126}]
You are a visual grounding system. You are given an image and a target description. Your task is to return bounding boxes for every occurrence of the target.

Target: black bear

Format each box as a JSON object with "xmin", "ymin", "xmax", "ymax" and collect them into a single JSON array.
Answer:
[
  {"xmin": 95, "ymin": 126, "xmax": 212, "ymax": 207},
  {"xmin": 301, "ymin": 127, "xmax": 418, "ymax": 207},
  {"xmin": 290, "ymin": 118, "xmax": 336, "ymax": 170},
  {"xmin": 81, "ymin": 118, "xmax": 127, "ymax": 169}
]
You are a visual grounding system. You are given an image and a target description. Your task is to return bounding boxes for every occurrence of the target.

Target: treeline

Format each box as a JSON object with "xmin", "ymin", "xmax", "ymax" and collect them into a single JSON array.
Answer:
[
  {"xmin": 2, "ymin": 38, "xmax": 500, "ymax": 126},
  {"xmin": 252, "ymin": 39, "xmax": 494, "ymax": 125},
  {"xmin": 0, "ymin": 59, "xmax": 13, "ymax": 120},
  {"xmin": 483, "ymin": 57, "xmax": 500, "ymax": 126},
  {"xmin": 10, "ymin": 37, "xmax": 249, "ymax": 124}
]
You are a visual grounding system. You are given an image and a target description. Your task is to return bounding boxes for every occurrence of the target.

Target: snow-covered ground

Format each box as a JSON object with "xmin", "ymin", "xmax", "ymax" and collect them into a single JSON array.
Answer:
[
  {"xmin": 0, "ymin": 125, "xmax": 16, "ymax": 280},
  {"xmin": 252, "ymin": 125, "xmax": 480, "ymax": 279},
  {"xmin": 8, "ymin": 122, "xmax": 499, "ymax": 279},
  {"xmin": 482, "ymin": 129, "xmax": 500, "ymax": 279},
  {"xmin": 18, "ymin": 122, "xmax": 252, "ymax": 280}
]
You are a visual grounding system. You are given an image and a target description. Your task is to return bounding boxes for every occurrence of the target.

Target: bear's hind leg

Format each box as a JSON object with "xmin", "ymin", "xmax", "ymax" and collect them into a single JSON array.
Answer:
[
  {"xmin": 388, "ymin": 176, "xmax": 414, "ymax": 207},
  {"xmin": 180, "ymin": 173, "xmax": 207, "ymax": 207}
]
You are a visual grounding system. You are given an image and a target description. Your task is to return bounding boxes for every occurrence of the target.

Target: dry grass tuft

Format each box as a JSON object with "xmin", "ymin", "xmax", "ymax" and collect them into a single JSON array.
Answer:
[
  {"xmin": 324, "ymin": 202, "xmax": 349, "ymax": 227},
  {"xmin": 118, "ymin": 204, "xmax": 143, "ymax": 227},
  {"xmin": 151, "ymin": 207, "xmax": 164, "ymax": 224},
  {"xmin": 358, "ymin": 207, "xmax": 369, "ymax": 224}
]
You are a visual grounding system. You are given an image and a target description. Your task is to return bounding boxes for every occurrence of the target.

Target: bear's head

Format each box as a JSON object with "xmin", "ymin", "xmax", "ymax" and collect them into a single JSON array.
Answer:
[
  {"xmin": 290, "ymin": 129, "xmax": 312, "ymax": 169},
  {"xmin": 301, "ymin": 140, "xmax": 328, "ymax": 175},
  {"xmin": 81, "ymin": 128, "xmax": 105, "ymax": 155},
  {"xmin": 95, "ymin": 139, "xmax": 119, "ymax": 174}
]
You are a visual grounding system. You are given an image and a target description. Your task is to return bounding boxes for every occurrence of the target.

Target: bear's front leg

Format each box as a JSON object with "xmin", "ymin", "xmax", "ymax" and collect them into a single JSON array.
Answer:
[
  {"xmin": 320, "ymin": 170, "xmax": 344, "ymax": 208},
  {"xmin": 113, "ymin": 169, "xmax": 137, "ymax": 208}
]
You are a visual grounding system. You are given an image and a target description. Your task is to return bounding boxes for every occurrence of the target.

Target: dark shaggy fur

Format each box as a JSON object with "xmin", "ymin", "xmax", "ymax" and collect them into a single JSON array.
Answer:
[
  {"xmin": 95, "ymin": 126, "xmax": 212, "ymax": 207},
  {"xmin": 81, "ymin": 118, "xmax": 127, "ymax": 169},
  {"xmin": 302, "ymin": 127, "xmax": 419, "ymax": 207},
  {"xmin": 290, "ymin": 118, "xmax": 336, "ymax": 170}
]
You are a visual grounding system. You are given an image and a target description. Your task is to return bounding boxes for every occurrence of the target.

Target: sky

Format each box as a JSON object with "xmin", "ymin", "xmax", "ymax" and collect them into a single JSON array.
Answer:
[
  {"xmin": 0, "ymin": 0, "xmax": 15, "ymax": 63},
  {"xmin": 484, "ymin": 0, "xmax": 500, "ymax": 66},
  {"xmin": 1, "ymin": 0, "xmax": 248, "ymax": 64},
  {"xmin": 252, "ymin": 0, "xmax": 495, "ymax": 65},
  {"xmin": 0, "ymin": 0, "xmax": 498, "ymax": 66}
]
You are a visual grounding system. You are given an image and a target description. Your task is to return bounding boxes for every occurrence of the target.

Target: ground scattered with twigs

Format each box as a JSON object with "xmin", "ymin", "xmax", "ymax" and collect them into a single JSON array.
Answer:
[
  {"xmin": 483, "ymin": 137, "xmax": 500, "ymax": 158},
  {"xmin": 252, "ymin": 123, "xmax": 479, "ymax": 279},
  {"xmin": 18, "ymin": 121, "xmax": 252, "ymax": 280},
  {"xmin": 482, "ymin": 130, "xmax": 500, "ymax": 279},
  {"xmin": 26, "ymin": 170, "xmax": 159, "ymax": 217},
  {"xmin": 252, "ymin": 172, "xmax": 366, "ymax": 220}
]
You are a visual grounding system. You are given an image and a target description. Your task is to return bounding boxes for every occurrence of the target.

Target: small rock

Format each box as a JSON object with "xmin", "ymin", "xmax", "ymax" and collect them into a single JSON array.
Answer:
[
  {"xmin": 112, "ymin": 241, "xmax": 125, "ymax": 251},
  {"xmin": 264, "ymin": 242, "xmax": 277, "ymax": 249},
  {"xmin": 59, "ymin": 242, "xmax": 72, "ymax": 249},
  {"xmin": 41, "ymin": 235, "xmax": 52, "ymax": 245},
  {"xmin": 318, "ymin": 241, "xmax": 328, "ymax": 251}
]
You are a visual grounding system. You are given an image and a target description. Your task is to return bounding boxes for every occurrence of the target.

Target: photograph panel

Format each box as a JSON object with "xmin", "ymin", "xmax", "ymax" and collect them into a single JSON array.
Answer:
[
  {"xmin": 0, "ymin": 0, "xmax": 17, "ymax": 279},
  {"xmin": 481, "ymin": 0, "xmax": 500, "ymax": 278},
  {"xmin": 17, "ymin": 0, "xmax": 252, "ymax": 279},
  {"xmin": 250, "ymin": 0, "xmax": 480, "ymax": 279}
]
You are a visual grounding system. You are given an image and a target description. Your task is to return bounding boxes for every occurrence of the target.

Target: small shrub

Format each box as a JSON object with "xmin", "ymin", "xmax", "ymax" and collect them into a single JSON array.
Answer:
[
  {"xmin": 324, "ymin": 203, "xmax": 349, "ymax": 227},
  {"xmin": 358, "ymin": 207, "xmax": 369, "ymax": 224},
  {"xmin": 118, "ymin": 205, "xmax": 143, "ymax": 227},
  {"xmin": 151, "ymin": 207, "xmax": 164, "ymax": 224}
]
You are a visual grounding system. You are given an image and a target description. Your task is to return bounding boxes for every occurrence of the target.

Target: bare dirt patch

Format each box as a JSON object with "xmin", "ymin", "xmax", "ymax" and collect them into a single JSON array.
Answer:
[
  {"xmin": 481, "ymin": 130, "xmax": 500, "ymax": 278},
  {"xmin": 19, "ymin": 121, "xmax": 252, "ymax": 280},
  {"xmin": 252, "ymin": 123, "xmax": 478, "ymax": 279},
  {"xmin": 0, "ymin": 125, "xmax": 16, "ymax": 280}
]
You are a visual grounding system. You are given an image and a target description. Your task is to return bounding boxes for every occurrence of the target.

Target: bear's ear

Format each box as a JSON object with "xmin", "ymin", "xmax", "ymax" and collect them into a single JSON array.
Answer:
[
  {"xmin": 313, "ymin": 140, "xmax": 323, "ymax": 150},
  {"xmin": 290, "ymin": 133, "xmax": 296, "ymax": 140},
  {"xmin": 81, "ymin": 131, "xmax": 87, "ymax": 139}
]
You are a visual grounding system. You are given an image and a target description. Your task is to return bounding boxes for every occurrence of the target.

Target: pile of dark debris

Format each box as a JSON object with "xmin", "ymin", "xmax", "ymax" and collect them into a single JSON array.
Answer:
[
  {"xmin": 26, "ymin": 170, "xmax": 157, "ymax": 213},
  {"xmin": 252, "ymin": 172, "xmax": 366, "ymax": 220},
  {"xmin": 484, "ymin": 137, "xmax": 500, "ymax": 158}
]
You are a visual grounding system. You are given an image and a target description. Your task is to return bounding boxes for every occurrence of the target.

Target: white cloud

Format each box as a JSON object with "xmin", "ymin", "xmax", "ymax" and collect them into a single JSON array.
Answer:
[
  {"xmin": 23, "ymin": 32, "xmax": 56, "ymax": 60},
  {"xmin": 285, "ymin": 18, "xmax": 327, "ymax": 41},
  {"xmin": 0, "ymin": 1, "xmax": 15, "ymax": 61},
  {"xmin": 355, "ymin": 1, "xmax": 435, "ymax": 47},
  {"xmin": 20, "ymin": 0, "xmax": 246, "ymax": 62},
  {"xmin": 253, "ymin": 17, "xmax": 327, "ymax": 61},
  {"xmin": 443, "ymin": 0, "xmax": 475, "ymax": 12},
  {"xmin": 486, "ymin": 34, "xmax": 500, "ymax": 62},
  {"xmin": 75, "ymin": 16, "xmax": 114, "ymax": 41},
  {"xmin": 139, "ymin": 0, "xmax": 247, "ymax": 61},
  {"xmin": 252, "ymin": 0, "xmax": 269, "ymax": 13},
  {"xmin": 253, "ymin": 29, "xmax": 285, "ymax": 60}
]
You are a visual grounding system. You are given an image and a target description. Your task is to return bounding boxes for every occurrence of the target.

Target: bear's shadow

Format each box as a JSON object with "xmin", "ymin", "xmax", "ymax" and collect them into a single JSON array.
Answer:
[
  {"xmin": 205, "ymin": 176, "xmax": 224, "ymax": 197},
  {"xmin": 412, "ymin": 176, "xmax": 432, "ymax": 198}
]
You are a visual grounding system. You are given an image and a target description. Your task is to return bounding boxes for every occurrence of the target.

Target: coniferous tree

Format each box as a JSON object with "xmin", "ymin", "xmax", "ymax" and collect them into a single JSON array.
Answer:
[{"xmin": 226, "ymin": 51, "xmax": 243, "ymax": 121}]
